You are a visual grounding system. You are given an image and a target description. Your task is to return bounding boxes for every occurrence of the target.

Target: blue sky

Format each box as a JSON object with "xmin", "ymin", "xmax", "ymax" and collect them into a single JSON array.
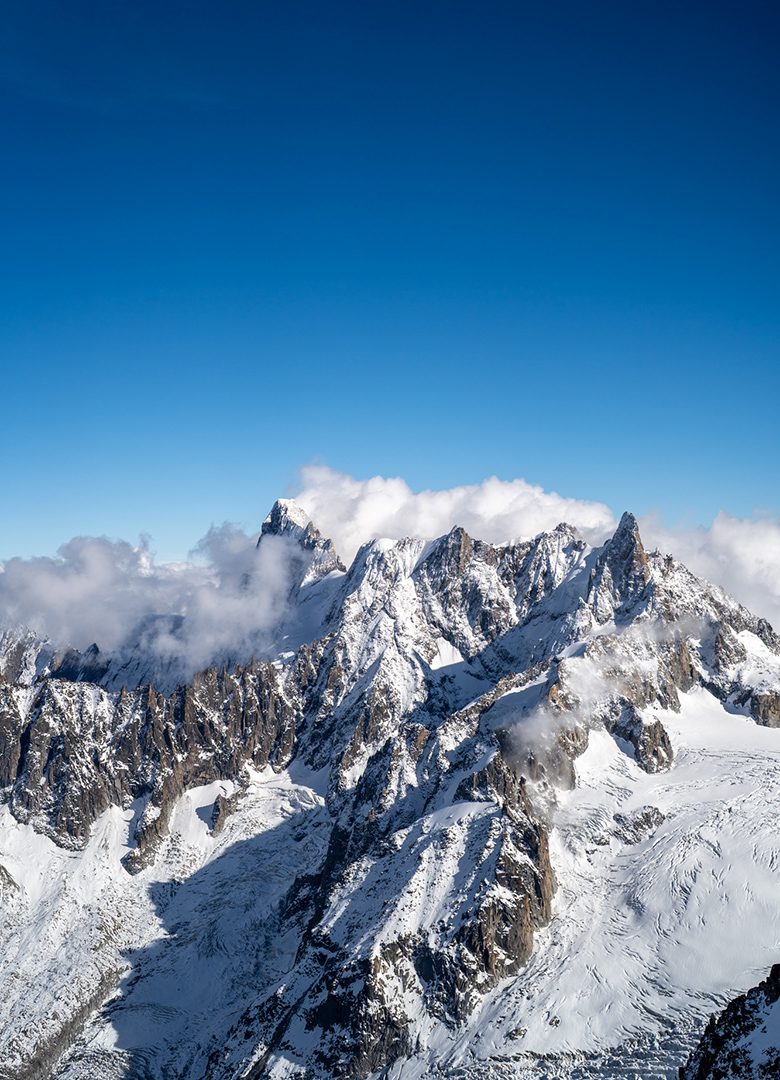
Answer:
[{"xmin": 1, "ymin": 1, "xmax": 778, "ymax": 561}]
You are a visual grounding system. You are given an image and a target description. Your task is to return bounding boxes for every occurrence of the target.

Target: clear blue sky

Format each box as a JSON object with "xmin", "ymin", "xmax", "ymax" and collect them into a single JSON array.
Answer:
[{"xmin": 2, "ymin": 1, "xmax": 778, "ymax": 560}]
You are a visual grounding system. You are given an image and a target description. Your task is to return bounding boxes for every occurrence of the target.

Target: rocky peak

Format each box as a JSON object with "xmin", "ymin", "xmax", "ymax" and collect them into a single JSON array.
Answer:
[
  {"xmin": 258, "ymin": 498, "xmax": 345, "ymax": 584},
  {"xmin": 588, "ymin": 510, "xmax": 652, "ymax": 622},
  {"xmin": 422, "ymin": 526, "xmax": 477, "ymax": 579},
  {"xmin": 610, "ymin": 510, "xmax": 647, "ymax": 561},
  {"xmin": 679, "ymin": 964, "xmax": 780, "ymax": 1079},
  {"xmin": 259, "ymin": 497, "xmax": 317, "ymax": 545}
]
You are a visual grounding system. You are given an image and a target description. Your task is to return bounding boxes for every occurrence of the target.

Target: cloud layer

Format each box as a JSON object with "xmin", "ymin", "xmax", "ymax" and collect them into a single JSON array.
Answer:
[
  {"xmin": 1, "ymin": 467, "xmax": 778, "ymax": 679},
  {"xmin": 294, "ymin": 465, "xmax": 616, "ymax": 559},
  {"xmin": 0, "ymin": 526, "xmax": 300, "ymax": 678}
]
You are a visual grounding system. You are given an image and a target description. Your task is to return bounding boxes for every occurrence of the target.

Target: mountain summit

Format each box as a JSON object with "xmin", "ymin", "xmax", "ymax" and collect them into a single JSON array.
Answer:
[
  {"xmin": 259, "ymin": 497, "xmax": 346, "ymax": 586},
  {"xmin": 260, "ymin": 497, "xmax": 316, "ymax": 541}
]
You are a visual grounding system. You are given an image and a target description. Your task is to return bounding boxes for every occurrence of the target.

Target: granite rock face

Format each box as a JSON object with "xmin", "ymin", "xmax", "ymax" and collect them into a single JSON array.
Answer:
[
  {"xmin": 679, "ymin": 965, "xmax": 780, "ymax": 1080},
  {"xmin": 2, "ymin": 658, "xmax": 304, "ymax": 863}
]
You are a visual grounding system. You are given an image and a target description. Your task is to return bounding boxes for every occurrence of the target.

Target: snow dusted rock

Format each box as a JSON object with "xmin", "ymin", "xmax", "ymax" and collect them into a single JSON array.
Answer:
[
  {"xmin": 611, "ymin": 804, "xmax": 666, "ymax": 844},
  {"xmin": 0, "ymin": 507, "xmax": 779, "ymax": 1078},
  {"xmin": 260, "ymin": 497, "xmax": 346, "ymax": 586},
  {"xmin": 679, "ymin": 965, "xmax": 780, "ymax": 1079},
  {"xmin": 0, "ymin": 626, "xmax": 54, "ymax": 685},
  {"xmin": 588, "ymin": 511, "xmax": 652, "ymax": 623},
  {"xmin": 609, "ymin": 703, "xmax": 675, "ymax": 772},
  {"xmin": 3, "ymin": 656, "xmax": 306, "ymax": 861}
]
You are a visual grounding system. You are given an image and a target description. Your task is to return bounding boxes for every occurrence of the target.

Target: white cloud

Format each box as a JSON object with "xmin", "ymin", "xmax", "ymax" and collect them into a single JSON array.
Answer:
[
  {"xmin": 0, "ymin": 536, "xmax": 188, "ymax": 653},
  {"xmin": 293, "ymin": 464, "xmax": 617, "ymax": 561},
  {"xmin": 0, "ymin": 527, "xmax": 300, "ymax": 679}
]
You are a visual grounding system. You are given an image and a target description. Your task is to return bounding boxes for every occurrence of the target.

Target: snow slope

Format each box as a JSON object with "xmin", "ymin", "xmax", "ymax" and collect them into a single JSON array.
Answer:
[{"xmin": 0, "ymin": 769, "xmax": 328, "ymax": 1080}]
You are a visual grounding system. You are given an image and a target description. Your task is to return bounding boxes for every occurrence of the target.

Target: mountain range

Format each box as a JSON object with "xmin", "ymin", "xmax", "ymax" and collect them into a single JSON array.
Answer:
[{"xmin": 0, "ymin": 500, "xmax": 778, "ymax": 1079}]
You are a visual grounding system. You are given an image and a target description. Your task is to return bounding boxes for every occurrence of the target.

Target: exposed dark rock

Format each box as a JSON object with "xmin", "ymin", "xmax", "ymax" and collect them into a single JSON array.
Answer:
[
  {"xmin": 748, "ymin": 692, "xmax": 780, "ymax": 728},
  {"xmin": 613, "ymin": 805, "xmax": 665, "ymax": 844},
  {"xmin": 679, "ymin": 964, "xmax": 780, "ymax": 1079},
  {"xmin": 0, "ymin": 862, "xmax": 19, "ymax": 896},
  {"xmin": 49, "ymin": 643, "xmax": 110, "ymax": 685},
  {"xmin": 7, "ymin": 658, "xmax": 302, "ymax": 854},
  {"xmin": 588, "ymin": 512, "xmax": 652, "ymax": 623},
  {"xmin": 714, "ymin": 625, "xmax": 749, "ymax": 670},
  {"xmin": 211, "ymin": 788, "xmax": 244, "ymax": 835},
  {"xmin": 608, "ymin": 701, "xmax": 674, "ymax": 773}
]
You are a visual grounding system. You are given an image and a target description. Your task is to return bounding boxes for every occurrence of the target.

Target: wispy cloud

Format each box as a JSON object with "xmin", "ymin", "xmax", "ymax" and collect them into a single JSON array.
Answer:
[
  {"xmin": 0, "ymin": 527, "xmax": 298, "ymax": 680},
  {"xmin": 293, "ymin": 464, "xmax": 616, "ymax": 560}
]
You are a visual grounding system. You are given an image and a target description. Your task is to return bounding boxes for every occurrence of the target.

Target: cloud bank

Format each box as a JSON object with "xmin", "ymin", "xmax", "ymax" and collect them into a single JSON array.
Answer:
[
  {"xmin": 294, "ymin": 465, "xmax": 616, "ymax": 559},
  {"xmin": 0, "ymin": 526, "xmax": 300, "ymax": 678},
  {"xmin": 1, "ymin": 467, "xmax": 779, "ymax": 679}
]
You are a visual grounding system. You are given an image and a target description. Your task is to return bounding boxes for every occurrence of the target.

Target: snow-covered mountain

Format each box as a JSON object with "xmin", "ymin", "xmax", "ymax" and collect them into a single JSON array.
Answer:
[{"xmin": 1, "ymin": 501, "xmax": 779, "ymax": 1079}]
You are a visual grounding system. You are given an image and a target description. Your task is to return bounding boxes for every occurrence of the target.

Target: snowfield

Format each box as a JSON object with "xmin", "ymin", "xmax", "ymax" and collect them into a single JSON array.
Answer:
[{"xmin": 0, "ymin": 769, "xmax": 329, "ymax": 1080}]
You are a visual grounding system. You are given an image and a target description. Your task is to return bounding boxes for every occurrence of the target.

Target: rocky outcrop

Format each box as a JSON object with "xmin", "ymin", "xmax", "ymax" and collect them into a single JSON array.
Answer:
[
  {"xmin": 609, "ymin": 702, "xmax": 674, "ymax": 773},
  {"xmin": 6, "ymin": 657, "xmax": 306, "ymax": 859},
  {"xmin": 748, "ymin": 692, "xmax": 780, "ymax": 728},
  {"xmin": 679, "ymin": 964, "xmax": 780, "ymax": 1079},
  {"xmin": 613, "ymin": 805, "xmax": 665, "ymax": 844}
]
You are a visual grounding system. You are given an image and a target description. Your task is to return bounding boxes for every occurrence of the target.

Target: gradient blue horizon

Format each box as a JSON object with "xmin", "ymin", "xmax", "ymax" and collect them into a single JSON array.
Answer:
[{"xmin": 1, "ymin": 1, "xmax": 778, "ymax": 561}]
